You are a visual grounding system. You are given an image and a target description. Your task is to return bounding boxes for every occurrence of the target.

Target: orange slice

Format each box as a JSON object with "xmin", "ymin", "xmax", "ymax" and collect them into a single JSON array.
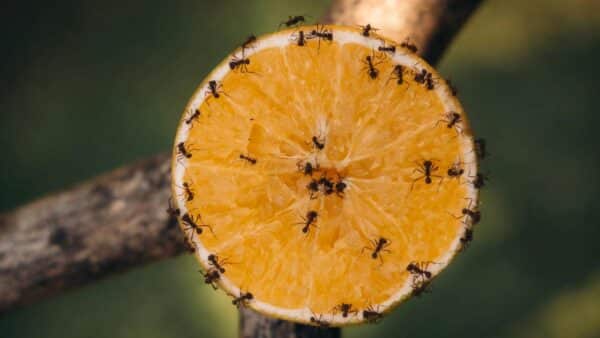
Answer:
[{"xmin": 171, "ymin": 25, "xmax": 480, "ymax": 326}]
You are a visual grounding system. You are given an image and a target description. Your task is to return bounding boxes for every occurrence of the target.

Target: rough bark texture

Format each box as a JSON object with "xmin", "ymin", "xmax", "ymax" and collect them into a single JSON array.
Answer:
[{"xmin": 0, "ymin": 1, "xmax": 483, "ymax": 337}]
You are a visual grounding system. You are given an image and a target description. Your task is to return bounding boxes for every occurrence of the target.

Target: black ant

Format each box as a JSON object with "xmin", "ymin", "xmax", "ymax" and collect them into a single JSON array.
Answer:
[
  {"xmin": 291, "ymin": 30, "xmax": 306, "ymax": 46},
  {"xmin": 318, "ymin": 177, "xmax": 334, "ymax": 195},
  {"xmin": 240, "ymin": 35, "xmax": 257, "ymax": 56},
  {"xmin": 297, "ymin": 160, "xmax": 316, "ymax": 176},
  {"xmin": 229, "ymin": 55, "xmax": 251, "ymax": 73},
  {"xmin": 362, "ymin": 237, "xmax": 391, "ymax": 264},
  {"xmin": 239, "ymin": 154, "xmax": 257, "ymax": 165},
  {"xmin": 362, "ymin": 54, "xmax": 383, "ymax": 79},
  {"xmin": 474, "ymin": 138, "xmax": 488, "ymax": 160},
  {"xmin": 333, "ymin": 303, "xmax": 358, "ymax": 318},
  {"xmin": 176, "ymin": 142, "xmax": 193, "ymax": 161},
  {"xmin": 335, "ymin": 180, "xmax": 347, "ymax": 198},
  {"xmin": 360, "ymin": 24, "xmax": 378, "ymax": 37},
  {"xmin": 459, "ymin": 228, "xmax": 474, "ymax": 251},
  {"xmin": 185, "ymin": 109, "xmax": 201, "ymax": 125},
  {"xmin": 446, "ymin": 79, "xmax": 458, "ymax": 96},
  {"xmin": 232, "ymin": 291, "xmax": 253, "ymax": 308},
  {"xmin": 414, "ymin": 69, "xmax": 435, "ymax": 90},
  {"xmin": 411, "ymin": 277, "xmax": 432, "ymax": 297},
  {"xmin": 406, "ymin": 261, "xmax": 433, "ymax": 279},
  {"xmin": 447, "ymin": 159, "xmax": 465, "ymax": 180},
  {"xmin": 389, "ymin": 65, "xmax": 405, "ymax": 85},
  {"xmin": 309, "ymin": 314, "xmax": 330, "ymax": 327},
  {"xmin": 436, "ymin": 111, "xmax": 462, "ymax": 134},
  {"xmin": 312, "ymin": 135, "xmax": 325, "ymax": 150},
  {"xmin": 472, "ymin": 173, "xmax": 488, "ymax": 189},
  {"xmin": 410, "ymin": 160, "xmax": 442, "ymax": 191},
  {"xmin": 297, "ymin": 210, "xmax": 318, "ymax": 234},
  {"xmin": 307, "ymin": 179, "xmax": 320, "ymax": 199},
  {"xmin": 307, "ymin": 24, "xmax": 333, "ymax": 49},
  {"xmin": 400, "ymin": 38, "xmax": 418, "ymax": 53},
  {"xmin": 378, "ymin": 42, "xmax": 396, "ymax": 54},
  {"xmin": 457, "ymin": 200, "xmax": 481, "ymax": 226},
  {"xmin": 166, "ymin": 197, "xmax": 180, "ymax": 217},
  {"xmin": 177, "ymin": 182, "xmax": 194, "ymax": 201},
  {"xmin": 207, "ymin": 254, "xmax": 230, "ymax": 273},
  {"xmin": 362, "ymin": 305, "xmax": 383, "ymax": 323},
  {"xmin": 181, "ymin": 213, "xmax": 213, "ymax": 235},
  {"xmin": 201, "ymin": 269, "xmax": 220, "ymax": 290},
  {"xmin": 279, "ymin": 15, "xmax": 307, "ymax": 29},
  {"xmin": 205, "ymin": 80, "xmax": 225, "ymax": 100}
]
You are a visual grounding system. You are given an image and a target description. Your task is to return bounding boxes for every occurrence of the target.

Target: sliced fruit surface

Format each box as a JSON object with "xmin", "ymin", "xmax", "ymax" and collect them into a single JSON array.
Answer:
[{"xmin": 171, "ymin": 25, "xmax": 479, "ymax": 326}]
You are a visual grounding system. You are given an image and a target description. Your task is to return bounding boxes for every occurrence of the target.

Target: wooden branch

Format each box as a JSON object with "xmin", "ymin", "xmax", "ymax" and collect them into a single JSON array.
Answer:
[
  {"xmin": 0, "ymin": 2, "xmax": 483, "ymax": 333},
  {"xmin": 239, "ymin": 308, "xmax": 340, "ymax": 338}
]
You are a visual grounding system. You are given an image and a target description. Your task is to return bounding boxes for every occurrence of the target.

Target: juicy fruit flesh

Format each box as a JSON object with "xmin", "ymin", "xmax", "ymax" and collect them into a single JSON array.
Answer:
[{"xmin": 174, "ymin": 26, "xmax": 476, "ymax": 324}]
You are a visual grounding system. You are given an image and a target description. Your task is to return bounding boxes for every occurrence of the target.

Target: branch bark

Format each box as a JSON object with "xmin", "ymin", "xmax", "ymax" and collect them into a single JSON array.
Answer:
[{"xmin": 0, "ymin": 3, "xmax": 483, "ymax": 336}]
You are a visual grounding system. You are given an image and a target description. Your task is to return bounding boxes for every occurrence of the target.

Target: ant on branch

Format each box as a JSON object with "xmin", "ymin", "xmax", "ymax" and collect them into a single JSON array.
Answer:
[
  {"xmin": 410, "ymin": 160, "xmax": 442, "ymax": 191},
  {"xmin": 279, "ymin": 15, "xmax": 308, "ymax": 29},
  {"xmin": 184, "ymin": 108, "xmax": 201, "ymax": 125},
  {"xmin": 333, "ymin": 303, "xmax": 358, "ymax": 318},
  {"xmin": 232, "ymin": 291, "xmax": 254, "ymax": 308},
  {"xmin": 362, "ymin": 305, "xmax": 383, "ymax": 323},
  {"xmin": 239, "ymin": 154, "xmax": 257, "ymax": 165},
  {"xmin": 361, "ymin": 52, "xmax": 384, "ymax": 79},
  {"xmin": 362, "ymin": 237, "xmax": 391, "ymax": 264},
  {"xmin": 201, "ymin": 269, "xmax": 220, "ymax": 290},
  {"xmin": 296, "ymin": 210, "xmax": 318, "ymax": 234},
  {"xmin": 400, "ymin": 38, "xmax": 418, "ymax": 53},
  {"xmin": 360, "ymin": 23, "xmax": 378, "ymax": 37},
  {"xmin": 181, "ymin": 213, "xmax": 214, "ymax": 236}
]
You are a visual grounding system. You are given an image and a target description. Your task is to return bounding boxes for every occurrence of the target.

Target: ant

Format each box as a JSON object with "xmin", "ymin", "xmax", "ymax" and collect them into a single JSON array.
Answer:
[
  {"xmin": 335, "ymin": 180, "xmax": 347, "ymax": 198},
  {"xmin": 446, "ymin": 79, "xmax": 458, "ymax": 96},
  {"xmin": 378, "ymin": 42, "xmax": 396, "ymax": 54},
  {"xmin": 185, "ymin": 109, "xmax": 201, "ymax": 125},
  {"xmin": 207, "ymin": 254, "xmax": 230, "ymax": 273},
  {"xmin": 181, "ymin": 213, "xmax": 214, "ymax": 235},
  {"xmin": 239, "ymin": 154, "xmax": 257, "ymax": 164},
  {"xmin": 240, "ymin": 35, "xmax": 257, "ymax": 56},
  {"xmin": 166, "ymin": 197, "xmax": 180, "ymax": 217},
  {"xmin": 229, "ymin": 55, "xmax": 251, "ymax": 73},
  {"xmin": 361, "ymin": 53, "xmax": 383, "ymax": 79},
  {"xmin": 232, "ymin": 291, "xmax": 253, "ymax": 308},
  {"xmin": 456, "ymin": 199, "xmax": 481, "ymax": 226},
  {"xmin": 362, "ymin": 237, "xmax": 391, "ymax": 264},
  {"xmin": 362, "ymin": 305, "xmax": 383, "ymax": 323},
  {"xmin": 333, "ymin": 303, "xmax": 358, "ymax": 318},
  {"xmin": 205, "ymin": 80, "xmax": 225, "ymax": 100},
  {"xmin": 406, "ymin": 261, "xmax": 433, "ymax": 279},
  {"xmin": 297, "ymin": 160, "xmax": 316, "ymax": 176},
  {"xmin": 459, "ymin": 228, "xmax": 474, "ymax": 251},
  {"xmin": 177, "ymin": 182, "xmax": 194, "ymax": 201},
  {"xmin": 279, "ymin": 15, "xmax": 307, "ymax": 29},
  {"xmin": 360, "ymin": 23, "xmax": 378, "ymax": 37},
  {"xmin": 177, "ymin": 142, "xmax": 193, "ymax": 161},
  {"xmin": 388, "ymin": 65, "xmax": 405, "ymax": 85},
  {"xmin": 307, "ymin": 179, "xmax": 320, "ymax": 199},
  {"xmin": 400, "ymin": 38, "xmax": 418, "ymax": 53},
  {"xmin": 410, "ymin": 160, "xmax": 442, "ymax": 191},
  {"xmin": 312, "ymin": 135, "xmax": 325, "ymax": 150},
  {"xmin": 307, "ymin": 24, "xmax": 333, "ymax": 49},
  {"xmin": 309, "ymin": 314, "xmax": 330, "ymax": 327},
  {"xmin": 318, "ymin": 176, "xmax": 335, "ymax": 195},
  {"xmin": 436, "ymin": 111, "xmax": 462, "ymax": 134},
  {"xmin": 474, "ymin": 138, "xmax": 488, "ymax": 160},
  {"xmin": 414, "ymin": 69, "xmax": 435, "ymax": 90},
  {"xmin": 447, "ymin": 159, "xmax": 465, "ymax": 181},
  {"xmin": 297, "ymin": 210, "xmax": 318, "ymax": 234},
  {"xmin": 201, "ymin": 269, "xmax": 220, "ymax": 290},
  {"xmin": 472, "ymin": 173, "xmax": 488, "ymax": 189},
  {"xmin": 290, "ymin": 30, "xmax": 306, "ymax": 46},
  {"xmin": 183, "ymin": 239, "xmax": 196, "ymax": 253},
  {"xmin": 411, "ymin": 277, "xmax": 432, "ymax": 297}
]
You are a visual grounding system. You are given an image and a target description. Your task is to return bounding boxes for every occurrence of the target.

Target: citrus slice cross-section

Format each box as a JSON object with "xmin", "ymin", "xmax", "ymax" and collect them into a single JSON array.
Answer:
[{"xmin": 171, "ymin": 25, "xmax": 479, "ymax": 326}]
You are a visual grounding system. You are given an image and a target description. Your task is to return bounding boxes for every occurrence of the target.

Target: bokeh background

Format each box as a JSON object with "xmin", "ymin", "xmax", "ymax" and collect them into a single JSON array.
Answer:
[{"xmin": 2, "ymin": 0, "xmax": 600, "ymax": 337}]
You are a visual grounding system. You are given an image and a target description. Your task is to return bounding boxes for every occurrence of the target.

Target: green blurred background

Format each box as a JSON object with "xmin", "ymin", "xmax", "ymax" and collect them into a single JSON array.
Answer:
[{"xmin": 2, "ymin": 0, "xmax": 600, "ymax": 337}]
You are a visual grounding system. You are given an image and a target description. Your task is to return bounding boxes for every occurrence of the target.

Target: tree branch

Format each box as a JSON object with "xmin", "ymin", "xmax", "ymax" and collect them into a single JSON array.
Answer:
[{"xmin": 0, "ymin": 0, "xmax": 483, "ymax": 327}]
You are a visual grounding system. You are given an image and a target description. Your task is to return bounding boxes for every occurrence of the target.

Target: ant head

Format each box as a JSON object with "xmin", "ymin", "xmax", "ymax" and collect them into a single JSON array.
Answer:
[
  {"xmin": 208, "ymin": 254, "xmax": 216, "ymax": 260},
  {"xmin": 307, "ymin": 210, "xmax": 318, "ymax": 218}
]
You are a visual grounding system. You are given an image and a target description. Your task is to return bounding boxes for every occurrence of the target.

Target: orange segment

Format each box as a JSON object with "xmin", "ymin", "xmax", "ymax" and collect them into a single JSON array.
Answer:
[{"xmin": 172, "ymin": 25, "xmax": 479, "ymax": 326}]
